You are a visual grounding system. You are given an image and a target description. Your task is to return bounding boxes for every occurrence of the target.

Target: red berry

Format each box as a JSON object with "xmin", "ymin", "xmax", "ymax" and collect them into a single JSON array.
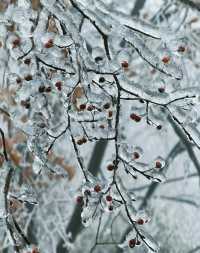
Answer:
[
  {"xmin": 121, "ymin": 61, "xmax": 129, "ymax": 68},
  {"xmin": 84, "ymin": 190, "xmax": 91, "ymax": 196},
  {"xmin": 94, "ymin": 184, "xmax": 101, "ymax": 193},
  {"xmin": 137, "ymin": 219, "xmax": 144, "ymax": 225},
  {"xmin": 44, "ymin": 39, "xmax": 54, "ymax": 48},
  {"xmin": 12, "ymin": 38, "xmax": 20, "ymax": 48},
  {"xmin": 106, "ymin": 195, "xmax": 112, "ymax": 202},
  {"xmin": 24, "ymin": 74, "xmax": 33, "ymax": 81},
  {"xmin": 108, "ymin": 111, "xmax": 113, "ymax": 118},
  {"xmin": 55, "ymin": 81, "xmax": 62, "ymax": 91},
  {"xmin": 76, "ymin": 196, "xmax": 83, "ymax": 204},
  {"xmin": 99, "ymin": 124, "xmax": 105, "ymax": 129},
  {"xmin": 103, "ymin": 103, "xmax": 110, "ymax": 110},
  {"xmin": 162, "ymin": 56, "xmax": 170, "ymax": 64},
  {"xmin": 77, "ymin": 139, "xmax": 84, "ymax": 145},
  {"xmin": 155, "ymin": 161, "xmax": 162, "ymax": 169},
  {"xmin": 158, "ymin": 87, "xmax": 165, "ymax": 93},
  {"xmin": 82, "ymin": 137, "xmax": 87, "ymax": 143},
  {"xmin": 136, "ymin": 240, "xmax": 141, "ymax": 245},
  {"xmin": 177, "ymin": 46, "xmax": 185, "ymax": 53},
  {"xmin": 16, "ymin": 78, "xmax": 22, "ymax": 84},
  {"xmin": 129, "ymin": 239, "xmax": 136, "ymax": 248},
  {"xmin": 107, "ymin": 164, "xmax": 114, "ymax": 171},
  {"xmin": 157, "ymin": 125, "xmax": 162, "ymax": 130},
  {"xmin": 38, "ymin": 85, "xmax": 45, "ymax": 93},
  {"xmin": 45, "ymin": 86, "xmax": 52, "ymax": 92},
  {"xmin": 87, "ymin": 105, "xmax": 95, "ymax": 111},
  {"xmin": 99, "ymin": 77, "xmax": 105, "ymax": 83},
  {"xmin": 133, "ymin": 152, "xmax": 140, "ymax": 160},
  {"xmin": 24, "ymin": 58, "xmax": 31, "ymax": 65},
  {"xmin": 130, "ymin": 113, "xmax": 141, "ymax": 122},
  {"xmin": 31, "ymin": 247, "xmax": 39, "ymax": 253},
  {"xmin": 79, "ymin": 104, "xmax": 86, "ymax": 110}
]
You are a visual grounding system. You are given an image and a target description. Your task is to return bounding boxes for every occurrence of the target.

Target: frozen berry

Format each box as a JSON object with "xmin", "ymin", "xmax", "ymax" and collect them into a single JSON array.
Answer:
[
  {"xmin": 136, "ymin": 240, "xmax": 141, "ymax": 245},
  {"xmin": 79, "ymin": 104, "xmax": 86, "ymax": 110},
  {"xmin": 99, "ymin": 77, "xmax": 105, "ymax": 83},
  {"xmin": 162, "ymin": 56, "xmax": 170, "ymax": 64},
  {"xmin": 155, "ymin": 161, "xmax": 162, "ymax": 169},
  {"xmin": 130, "ymin": 113, "xmax": 141, "ymax": 122},
  {"xmin": 16, "ymin": 78, "xmax": 22, "ymax": 84},
  {"xmin": 121, "ymin": 61, "xmax": 129, "ymax": 68},
  {"xmin": 94, "ymin": 184, "xmax": 101, "ymax": 193},
  {"xmin": 45, "ymin": 86, "xmax": 52, "ymax": 92},
  {"xmin": 12, "ymin": 38, "xmax": 20, "ymax": 48},
  {"xmin": 129, "ymin": 239, "xmax": 136, "ymax": 248},
  {"xmin": 76, "ymin": 196, "xmax": 83, "ymax": 204},
  {"xmin": 24, "ymin": 58, "xmax": 31, "ymax": 65},
  {"xmin": 156, "ymin": 125, "xmax": 162, "ymax": 130},
  {"xmin": 95, "ymin": 56, "xmax": 103, "ymax": 63},
  {"xmin": 108, "ymin": 111, "xmax": 113, "ymax": 118},
  {"xmin": 84, "ymin": 189, "xmax": 91, "ymax": 196},
  {"xmin": 38, "ymin": 85, "xmax": 45, "ymax": 93},
  {"xmin": 55, "ymin": 81, "xmax": 62, "ymax": 91},
  {"xmin": 106, "ymin": 195, "xmax": 112, "ymax": 202},
  {"xmin": 107, "ymin": 164, "xmax": 114, "ymax": 171},
  {"xmin": 137, "ymin": 219, "xmax": 144, "ymax": 225},
  {"xmin": 87, "ymin": 105, "xmax": 95, "ymax": 111},
  {"xmin": 82, "ymin": 137, "xmax": 87, "ymax": 143},
  {"xmin": 24, "ymin": 74, "xmax": 33, "ymax": 81},
  {"xmin": 103, "ymin": 103, "xmax": 110, "ymax": 110},
  {"xmin": 158, "ymin": 87, "xmax": 165, "ymax": 93},
  {"xmin": 177, "ymin": 46, "xmax": 185, "ymax": 53},
  {"xmin": 77, "ymin": 139, "xmax": 84, "ymax": 145},
  {"xmin": 133, "ymin": 152, "xmax": 140, "ymax": 160},
  {"xmin": 44, "ymin": 39, "xmax": 54, "ymax": 48}
]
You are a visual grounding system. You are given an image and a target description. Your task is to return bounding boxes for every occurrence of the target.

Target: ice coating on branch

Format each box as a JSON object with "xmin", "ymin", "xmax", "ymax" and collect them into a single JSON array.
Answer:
[
  {"xmin": 9, "ymin": 184, "xmax": 38, "ymax": 205},
  {"xmin": 139, "ymin": 229, "xmax": 160, "ymax": 252}
]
